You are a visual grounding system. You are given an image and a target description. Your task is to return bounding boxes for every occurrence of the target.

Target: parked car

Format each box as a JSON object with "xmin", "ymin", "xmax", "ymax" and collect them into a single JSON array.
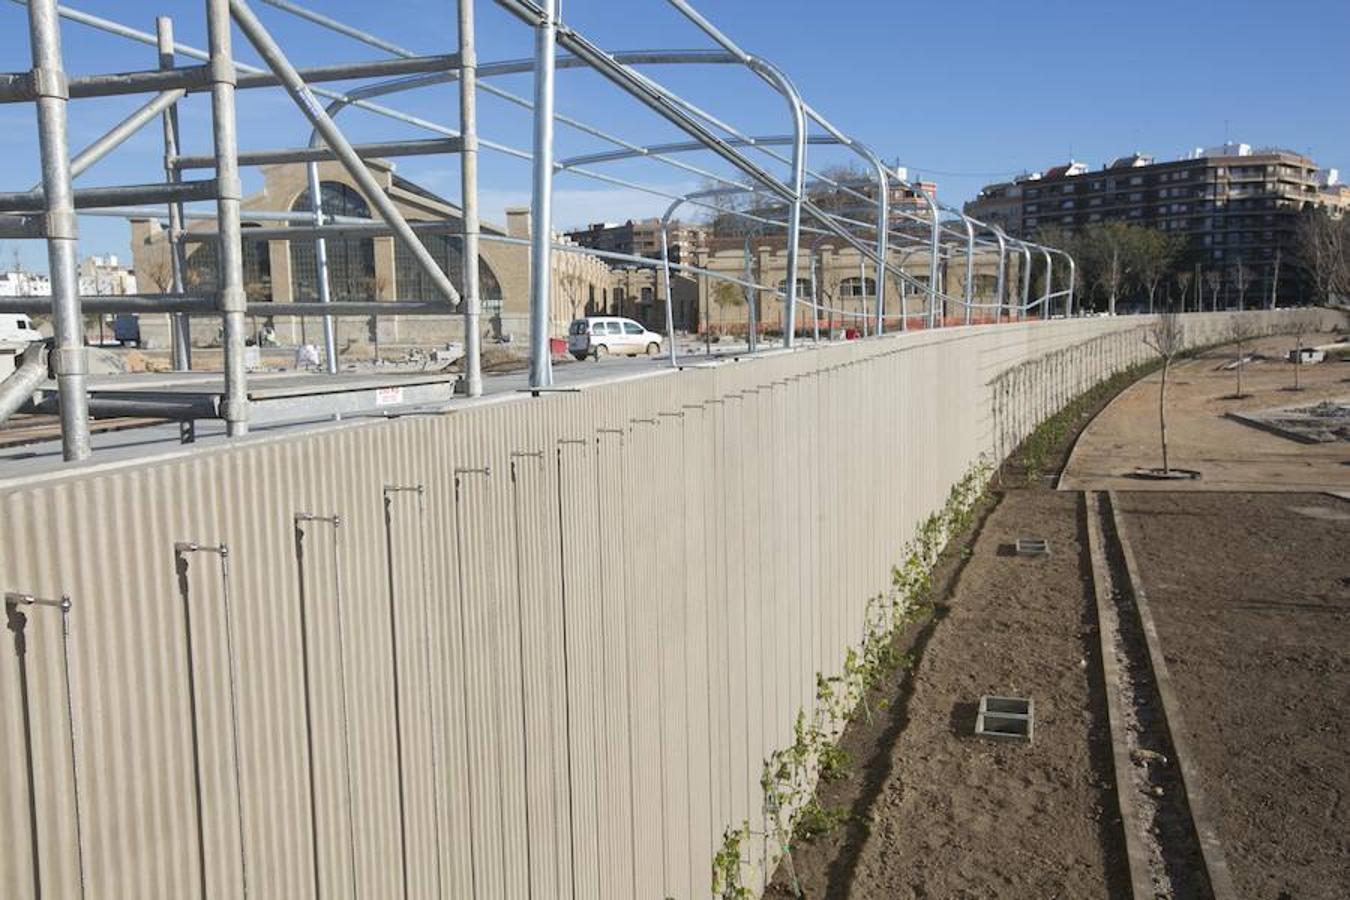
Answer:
[{"xmin": 567, "ymin": 316, "xmax": 663, "ymax": 360}]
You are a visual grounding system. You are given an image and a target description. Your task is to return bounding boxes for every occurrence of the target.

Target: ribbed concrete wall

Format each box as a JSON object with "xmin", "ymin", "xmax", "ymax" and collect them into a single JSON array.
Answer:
[{"xmin": 0, "ymin": 310, "xmax": 1334, "ymax": 899}]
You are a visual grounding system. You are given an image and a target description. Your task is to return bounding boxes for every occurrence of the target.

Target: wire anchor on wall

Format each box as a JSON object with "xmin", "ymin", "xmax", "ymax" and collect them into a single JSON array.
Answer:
[
  {"xmin": 5, "ymin": 590, "xmax": 86, "ymax": 900},
  {"xmin": 173, "ymin": 541, "xmax": 248, "ymax": 900}
]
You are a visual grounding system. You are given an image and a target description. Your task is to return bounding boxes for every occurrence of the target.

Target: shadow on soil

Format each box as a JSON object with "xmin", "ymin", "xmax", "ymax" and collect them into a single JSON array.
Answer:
[{"xmin": 769, "ymin": 495, "xmax": 1000, "ymax": 899}]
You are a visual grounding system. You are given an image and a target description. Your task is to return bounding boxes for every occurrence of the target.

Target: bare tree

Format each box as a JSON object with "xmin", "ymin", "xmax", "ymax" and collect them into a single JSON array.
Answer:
[
  {"xmin": 1232, "ymin": 258, "xmax": 1251, "ymax": 311},
  {"xmin": 1227, "ymin": 317, "xmax": 1259, "ymax": 399},
  {"xmin": 1142, "ymin": 313, "xmax": 1186, "ymax": 473},
  {"xmin": 1268, "ymin": 248, "xmax": 1281, "ymax": 309},
  {"xmin": 1203, "ymin": 269, "xmax": 1222, "ymax": 310},
  {"xmin": 1287, "ymin": 309, "xmax": 1321, "ymax": 392},
  {"xmin": 1133, "ymin": 228, "xmax": 1183, "ymax": 314},
  {"xmin": 558, "ymin": 269, "xmax": 588, "ymax": 321},
  {"xmin": 139, "ymin": 252, "xmax": 174, "ymax": 294},
  {"xmin": 1175, "ymin": 270, "xmax": 1193, "ymax": 313},
  {"xmin": 710, "ymin": 279, "xmax": 744, "ymax": 336},
  {"xmin": 1295, "ymin": 207, "xmax": 1349, "ymax": 304}
]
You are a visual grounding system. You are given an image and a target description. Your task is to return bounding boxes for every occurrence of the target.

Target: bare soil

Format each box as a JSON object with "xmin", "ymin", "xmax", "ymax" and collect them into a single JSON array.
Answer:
[
  {"xmin": 769, "ymin": 489, "xmax": 1129, "ymax": 899},
  {"xmin": 1061, "ymin": 332, "xmax": 1350, "ymax": 493},
  {"xmin": 1113, "ymin": 491, "xmax": 1350, "ymax": 900}
]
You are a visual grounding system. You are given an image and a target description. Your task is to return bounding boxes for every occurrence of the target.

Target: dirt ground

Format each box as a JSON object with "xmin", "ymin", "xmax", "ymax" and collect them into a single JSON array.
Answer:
[
  {"xmin": 1114, "ymin": 491, "xmax": 1350, "ymax": 900},
  {"xmin": 1061, "ymin": 332, "xmax": 1350, "ymax": 492},
  {"xmin": 770, "ymin": 489, "xmax": 1128, "ymax": 899}
]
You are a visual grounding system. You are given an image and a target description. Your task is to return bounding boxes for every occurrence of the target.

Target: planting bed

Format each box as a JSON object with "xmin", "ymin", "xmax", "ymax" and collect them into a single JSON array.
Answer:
[
  {"xmin": 768, "ymin": 489, "xmax": 1128, "ymax": 899},
  {"xmin": 1113, "ymin": 491, "xmax": 1350, "ymax": 899}
]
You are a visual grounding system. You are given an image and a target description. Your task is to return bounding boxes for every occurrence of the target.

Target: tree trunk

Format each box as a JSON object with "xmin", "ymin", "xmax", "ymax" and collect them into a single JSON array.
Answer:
[
  {"xmin": 1159, "ymin": 357, "xmax": 1170, "ymax": 473},
  {"xmin": 1236, "ymin": 342, "xmax": 1243, "ymax": 398}
]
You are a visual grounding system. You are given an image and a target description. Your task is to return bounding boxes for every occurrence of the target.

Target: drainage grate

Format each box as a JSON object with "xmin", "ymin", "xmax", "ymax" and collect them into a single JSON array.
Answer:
[
  {"xmin": 1015, "ymin": 537, "xmax": 1050, "ymax": 557},
  {"xmin": 975, "ymin": 695, "xmax": 1034, "ymax": 742}
]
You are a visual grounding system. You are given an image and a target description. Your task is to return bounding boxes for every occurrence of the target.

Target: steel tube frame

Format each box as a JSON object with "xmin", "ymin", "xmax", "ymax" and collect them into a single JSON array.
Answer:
[
  {"xmin": 158, "ymin": 17, "xmax": 192, "ymax": 372},
  {"xmin": 207, "ymin": 0, "xmax": 249, "ymax": 436},
  {"xmin": 526, "ymin": 0, "xmax": 558, "ymax": 387},
  {"xmin": 306, "ymin": 161, "xmax": 338, "ymax": 373},
  {"xmin": 0, "ymin": 179, "xmax": 217, "ymax": 213},
  {"xmin": 172, "ymin": 137, "xmax": 464, "ymax": 169},
  {"xmin": 226, "ymin": 0, "xmax": 463, "ymax": 346},
  {"xmin": 28, "ymin": 0, "xmax": 89, "ymax": 459},
  {"xmin": 0, "ymin": 339, "xmax": 49, "ymax": 425},
  {"xmin": 1039, "ymin": 246, "xmax": 1053, "ymax": 319},
  {"xmin": 28, "ymin": 87, "xmax": 186, "ymax": 191},
  {"xmin": 459, "ymin": 0, "xmax": 483, "ymax": 396},
  {"xmin": 1047, "ymin": 246, "xmax": 1075, "ymax": 316}
]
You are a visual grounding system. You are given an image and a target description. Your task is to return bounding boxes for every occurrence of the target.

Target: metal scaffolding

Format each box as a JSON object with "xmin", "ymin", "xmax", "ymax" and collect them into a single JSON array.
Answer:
[{"xmin": 0, "ymin": 0, "xmax": 1074, "ymax": 462}]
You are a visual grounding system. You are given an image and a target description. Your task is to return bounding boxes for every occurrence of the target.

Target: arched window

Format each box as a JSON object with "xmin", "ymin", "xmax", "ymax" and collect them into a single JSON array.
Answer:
[
  {"xmin": 839, "ymin": 276, "xmax": 876, "ymax": 297},
  {"xmin": 290, "ymin": 182, "xmax": 375, "ymax": 301},
  {"xmin": 182, "ymin": 223, "xmax": 272, "ymax": 301},
  {"xmin": 393, "ymin": 233, "xmax": 503, "ymax": 310}
]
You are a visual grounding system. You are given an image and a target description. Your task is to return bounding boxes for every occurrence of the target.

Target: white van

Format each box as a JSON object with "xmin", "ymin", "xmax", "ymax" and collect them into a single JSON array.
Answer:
[
  {"xmin": 567, "ymin": 316, "xmax": 663, "ymax": 360},
  {"xmin": 0, "ymin": 313, "xmax": 42, "ymax": 344}
]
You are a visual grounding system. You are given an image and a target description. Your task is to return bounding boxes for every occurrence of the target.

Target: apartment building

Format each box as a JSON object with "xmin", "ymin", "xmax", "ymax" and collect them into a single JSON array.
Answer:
[
  {"xmin": 564, "ymin": 217, "xmax": 706, "ymax": 264},
  {"xmin": 965, "ymin": 143, "xmax": 1330, "ymax": 305}
]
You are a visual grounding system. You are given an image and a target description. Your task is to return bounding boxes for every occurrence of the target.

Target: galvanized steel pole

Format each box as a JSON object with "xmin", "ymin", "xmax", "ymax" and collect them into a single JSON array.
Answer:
[
  {"xmin": 1040, "ymin": 246, "xmax": 1053, "ymax": 319},
  {"xmin": 29, "ymin": 0, "xmax": 90, "ymax": 460},
  {"xmin": 991, "ymin": 226, "xmax": 1007, "ymax": 322},
  {"xmin": 527, "ymin": 0, "xmax": 557, "ymax": 387},
  {"xmin": 459, "ymin": 0, "xmax": 483, "ymax": 396},
  {"xmin": 1019, "ymin": 241, "xmax": 1032, "ymax": 320},
  {"xmin": 157, "ymin": 17, "xmax": 192, "ymax": 372},
  {"xmin": 305, "ymin": 162, "xmax": 339, "ymax": 373},
  {"xmin": 962, "ymin": 216, "xmax": 975, "ymax": 325},
  {"xmin": 923, "ymin": 189, "xmax": 940, "ymax": 327},
  {"xmin": 659, "ymin": 226, "xmax": 678, "ymax": 366},
  {"xmin": 207, "ymin": 0, "xmax": 249, "ymax": 436}
]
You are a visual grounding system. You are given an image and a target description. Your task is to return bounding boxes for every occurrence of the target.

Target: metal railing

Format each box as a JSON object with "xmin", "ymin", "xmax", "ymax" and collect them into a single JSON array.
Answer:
[{"xmin": 0, "ymin": 0, "xmax": 1075, "ymax": 461}]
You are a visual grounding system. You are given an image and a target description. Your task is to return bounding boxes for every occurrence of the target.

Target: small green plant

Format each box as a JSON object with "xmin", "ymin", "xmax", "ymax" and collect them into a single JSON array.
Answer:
[
  {"xmin": 712, "ymin": 822, "xmax": 752, "ymax": 899},
  {"xmin": 715, "ymin": 457, "xmax": 994, "ymax": 886},
  {"xmin": 792, "ymin": 799, "xmax": 849, "ymax": 842}
]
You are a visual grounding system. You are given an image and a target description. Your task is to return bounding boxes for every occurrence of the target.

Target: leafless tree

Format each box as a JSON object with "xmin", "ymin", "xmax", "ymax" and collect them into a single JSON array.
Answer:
[
  {"xmin": 1203, "ymin": 269, "xmax": 1222, "ymax": 310},
  {"xmin": 1232, "ymin": 258, "xmax": 1251, "ymax": 311},
  {"xmin": 1175, "ymin": 270, "xmax": 1193, "ymax": 313},
  {"xmin": 1142, "ymin": 313, "xmax": 1186, "ymax": 473},
  {"xmin": 1287, "ymin": 309, "xmax": 1321, "ymax": 392},
  {"xmin": 1268, "ymin": 248, "xmax": 1281, "ymax": 309},
  {"xmin": 1227, "ymin": 316, "xmax": 1259, "ymax": 399},
  {"xmin": 1295, "ymin": 208, "xmax": 1349, "ymax": 304},
  {"xmin": 710, "ymin": 279, "xmax": 743, "ymax": 336}
]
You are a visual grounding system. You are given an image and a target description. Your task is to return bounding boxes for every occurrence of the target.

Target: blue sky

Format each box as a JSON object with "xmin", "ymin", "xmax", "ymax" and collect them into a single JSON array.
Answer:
[{"xmin": 2, "ymin": 0, "xmax": 1347, "ymax": 273}]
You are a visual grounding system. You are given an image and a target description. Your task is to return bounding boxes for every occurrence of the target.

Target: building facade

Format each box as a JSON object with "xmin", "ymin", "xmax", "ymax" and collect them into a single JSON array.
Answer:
[
  {"xmin": 965, "ymin": 144, "xmax": 1334, "ymax": 305},
  {"xmin": 130, "ymin": 159, "xmax": 614, "ymax": 351}
]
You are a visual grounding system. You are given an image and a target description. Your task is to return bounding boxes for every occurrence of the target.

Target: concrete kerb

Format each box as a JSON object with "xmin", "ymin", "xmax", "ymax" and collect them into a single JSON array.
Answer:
[
  {"xmin": 1105, "ymin": 491, "xmax": 1239, "ymax": 900},
  {"xmin": 1083, "ymin": 491, "xmax": 1153, "ymax": 900}
]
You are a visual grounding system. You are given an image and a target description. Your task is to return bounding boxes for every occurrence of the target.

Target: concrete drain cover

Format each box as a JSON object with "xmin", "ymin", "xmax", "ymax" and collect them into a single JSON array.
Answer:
[
  {"xmin": 975, "ymin": 696, "xmax": 1034, "ymax": 742},
  {"xmin": 1015, "ymin": 537, "xmax": 1050, "ymax": 557}
]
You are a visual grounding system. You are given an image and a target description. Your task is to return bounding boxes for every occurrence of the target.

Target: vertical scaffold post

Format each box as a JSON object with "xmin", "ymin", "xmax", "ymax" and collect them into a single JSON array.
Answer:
[
  {"xmin": 528, "ymin": 0, "xmax": 558, "ymax": 388},
  {"xmin": 157, "ymin": 17, "xmax": 193, "ymax": 375},
  {"xmin": 306, "ymin": 161, "xmax": 339, "ymax": 374},
  {"xmin": 459, "ymin": 0, "xmax": 483, "ymax": 396},
  {"xmin": 207, "ymin": 0, "xmax": 250, "ymax": 436},
  {"xmin": 28, "ymin": 0, "xmax": 90, "ymax": 460}
]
